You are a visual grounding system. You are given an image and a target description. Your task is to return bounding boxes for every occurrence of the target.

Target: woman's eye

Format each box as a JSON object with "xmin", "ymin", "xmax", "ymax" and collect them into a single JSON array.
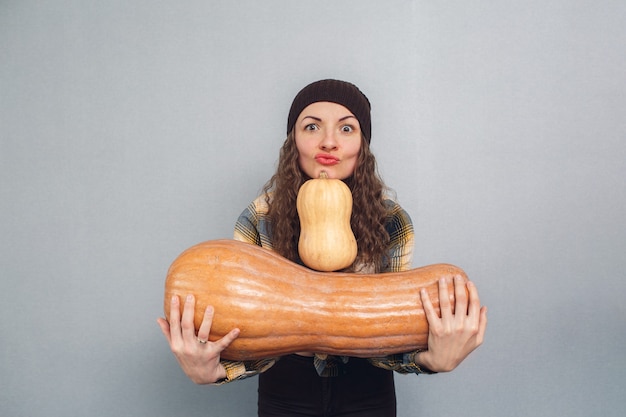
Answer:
[
  {"xmin": 305, "ymin": 124, "xmax": 318, "ymax": 131},
  {"xmin": 341, "ymin": 125, "xmax": 354, "ymax": 133}
]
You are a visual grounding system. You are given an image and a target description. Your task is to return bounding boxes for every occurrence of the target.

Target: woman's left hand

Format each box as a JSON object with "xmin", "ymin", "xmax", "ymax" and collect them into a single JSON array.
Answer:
[{"xmin": 415, "ymin": 275, "xmax": 488, "ymax": 373}]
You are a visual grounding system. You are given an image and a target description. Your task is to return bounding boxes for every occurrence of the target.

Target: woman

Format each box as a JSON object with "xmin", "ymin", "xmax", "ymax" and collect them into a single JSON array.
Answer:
[{"xmin": 158, "ymin": 79, "xmax": 487, "ymax": 416}]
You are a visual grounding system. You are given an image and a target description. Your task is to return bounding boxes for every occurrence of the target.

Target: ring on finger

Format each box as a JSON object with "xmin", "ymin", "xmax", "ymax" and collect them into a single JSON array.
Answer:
[{"xmin": 197, "ymin": 337, "xmax": 208, "ymax": 344}]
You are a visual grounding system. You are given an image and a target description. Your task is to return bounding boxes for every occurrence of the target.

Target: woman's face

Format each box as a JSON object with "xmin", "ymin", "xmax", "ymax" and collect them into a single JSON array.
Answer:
[{"xmin": 294, "ymin": 101, "xmax": 362, "ymax": 180}]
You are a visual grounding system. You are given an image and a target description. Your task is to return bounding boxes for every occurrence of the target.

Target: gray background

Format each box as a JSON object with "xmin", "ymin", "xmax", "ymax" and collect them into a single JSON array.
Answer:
[{"xmin": 1, "ymin": 1, "xmax": 625, "ymax": 416}]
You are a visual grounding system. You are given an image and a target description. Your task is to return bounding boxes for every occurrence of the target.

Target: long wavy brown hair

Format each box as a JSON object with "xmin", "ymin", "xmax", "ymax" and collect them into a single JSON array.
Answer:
[{"xmin": 262, "ymin": 130, "xmax": 391, "ymax": 272}]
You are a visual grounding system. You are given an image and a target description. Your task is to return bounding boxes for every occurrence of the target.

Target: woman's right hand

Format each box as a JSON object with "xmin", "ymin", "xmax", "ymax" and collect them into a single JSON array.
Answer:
[{"xmin": 157, "ymin": 294, "xmax": 240, "ymax": 384}]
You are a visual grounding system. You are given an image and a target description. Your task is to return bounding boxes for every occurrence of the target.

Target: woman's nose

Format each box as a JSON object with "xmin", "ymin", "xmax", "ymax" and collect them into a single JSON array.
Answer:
[{"xmin": 319, "ymin": 129, "xmax": 338, "ymax": 150}]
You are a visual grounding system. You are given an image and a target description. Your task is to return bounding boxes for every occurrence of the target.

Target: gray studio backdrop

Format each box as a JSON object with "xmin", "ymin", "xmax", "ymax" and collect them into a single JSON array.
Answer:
[{"xmin": 1, "ymin": 1, "xmax": 625, "ymax": 416}]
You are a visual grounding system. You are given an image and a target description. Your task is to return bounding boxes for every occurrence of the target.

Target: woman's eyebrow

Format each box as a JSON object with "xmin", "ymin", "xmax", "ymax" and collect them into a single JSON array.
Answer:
[{"xmin": 301, "ymin": 115, "xmax": 356, "ymax": 122}]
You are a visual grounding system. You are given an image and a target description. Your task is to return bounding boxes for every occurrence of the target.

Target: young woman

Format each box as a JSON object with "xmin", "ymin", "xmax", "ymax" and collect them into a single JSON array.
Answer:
[{"xmin": 158, "ymin": 79, "xmax": 487, "ymax": 417}]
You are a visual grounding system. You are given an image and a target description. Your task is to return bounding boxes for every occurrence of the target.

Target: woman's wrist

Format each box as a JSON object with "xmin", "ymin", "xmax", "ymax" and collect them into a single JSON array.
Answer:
[{"xmin": 410, "ymin": 350, "xmax": 437, "ymax": 374}]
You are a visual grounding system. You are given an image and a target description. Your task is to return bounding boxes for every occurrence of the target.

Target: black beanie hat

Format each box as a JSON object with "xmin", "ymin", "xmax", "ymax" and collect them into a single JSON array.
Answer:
[{"xmin": 287, "ymin": 79, "xmax": 372, "ymax": 143}]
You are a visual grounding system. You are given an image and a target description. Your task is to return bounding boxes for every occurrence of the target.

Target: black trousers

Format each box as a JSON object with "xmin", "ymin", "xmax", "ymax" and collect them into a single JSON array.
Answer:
[{"xmin": 258, "ymin": 354, "xmax": 397, "ymax": 417}]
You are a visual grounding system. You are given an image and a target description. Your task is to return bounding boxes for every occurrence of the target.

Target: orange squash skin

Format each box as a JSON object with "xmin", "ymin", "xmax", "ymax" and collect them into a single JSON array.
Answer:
[
  {"xmin": 164, "ymin": 239, "xmax": 467, "ymax": 361},
  {"xmin": 296, "ymin": 174, "xmax": 358, "ymax": 271}
]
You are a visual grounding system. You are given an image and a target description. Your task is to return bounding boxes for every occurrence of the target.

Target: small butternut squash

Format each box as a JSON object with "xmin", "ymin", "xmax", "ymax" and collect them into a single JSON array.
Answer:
[
  {"xmin": 164, "ymin": 239, "xmax": 467, "ymax": 361},
  {"xmin": 297, "ymin": 171, "xmax": 357, "ymax": 271}
]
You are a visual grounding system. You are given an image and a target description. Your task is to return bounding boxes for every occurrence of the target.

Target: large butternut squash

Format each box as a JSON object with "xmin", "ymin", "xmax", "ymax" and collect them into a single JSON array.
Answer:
[
  {"xmin": 164, "ymin": 239, "xmax": 466, "ymax": 361},
  {"xmin": 296, "ymin": 171, "xmax": 357, "ymax": 271}
]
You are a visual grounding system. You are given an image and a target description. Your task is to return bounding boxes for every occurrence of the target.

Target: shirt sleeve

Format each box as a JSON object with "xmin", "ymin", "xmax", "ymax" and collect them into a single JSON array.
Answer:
[
  {"xmin": 213, "ymin": 358, "xmax": 278, "ymax": 385},
  {"xmin": 234, "ymin": 196, "xmax": 274, "ymax": 249},
  {"xmin": 367, "ymin": 352, "xmax": 436, "ymax": 375},
  {"xmin": 383, "ymin": 200, "xmax": 415, "ymax": 272},
  {"xmin": 234, "ymin": 202, "xmax": 262, "ymax": 246}
]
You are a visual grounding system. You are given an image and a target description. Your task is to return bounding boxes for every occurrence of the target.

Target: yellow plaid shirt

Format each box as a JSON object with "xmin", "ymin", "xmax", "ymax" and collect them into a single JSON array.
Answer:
[{"xmin": 217, "ymin": 194, "xmax": 433, "ymax": 384}]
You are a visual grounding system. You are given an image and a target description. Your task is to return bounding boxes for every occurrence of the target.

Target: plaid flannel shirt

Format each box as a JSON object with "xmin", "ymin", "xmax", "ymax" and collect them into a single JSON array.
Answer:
[{"xmin": 216, "ymin": 194, "xmax": 433, "ymax": 384}]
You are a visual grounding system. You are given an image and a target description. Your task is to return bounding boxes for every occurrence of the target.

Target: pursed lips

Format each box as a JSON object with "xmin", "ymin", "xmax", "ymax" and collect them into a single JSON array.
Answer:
[{"xmin": 315, "ymin": 154, "xmax": 340, "ymax": 166}]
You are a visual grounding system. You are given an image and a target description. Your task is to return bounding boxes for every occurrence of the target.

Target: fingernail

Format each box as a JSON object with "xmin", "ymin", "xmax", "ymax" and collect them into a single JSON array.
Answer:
[
  {"xmin": 171, "ymin": 295, "xmax": 178, "ymax": 304},
  {"xmin": 186, "ymin": 294, "xmax": 193, "ymax": 302}
]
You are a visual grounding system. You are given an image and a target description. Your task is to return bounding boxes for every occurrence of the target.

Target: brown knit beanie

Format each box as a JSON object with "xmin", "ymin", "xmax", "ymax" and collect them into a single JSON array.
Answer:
[{"xmin": 287, "ymin": 79, "xmax": 372, "ymax": 143}]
